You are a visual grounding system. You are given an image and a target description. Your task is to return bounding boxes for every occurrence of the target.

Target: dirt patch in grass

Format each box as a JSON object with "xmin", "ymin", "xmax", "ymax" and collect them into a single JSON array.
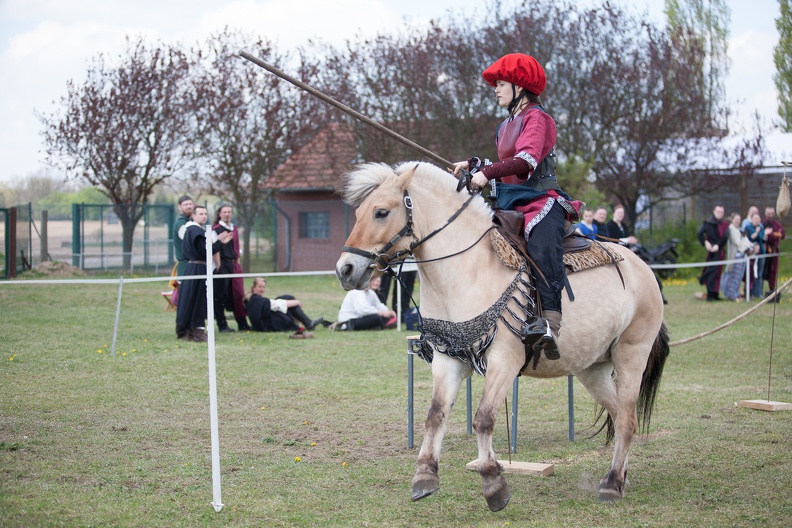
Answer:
[{"xmin": 21, "ymin": 261, "xmax": 86, "ymax": 278}]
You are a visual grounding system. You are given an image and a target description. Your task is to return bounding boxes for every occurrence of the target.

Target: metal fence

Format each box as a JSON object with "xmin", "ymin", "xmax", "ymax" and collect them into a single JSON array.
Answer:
[{"xmin": 20, "ymin": 201, "xmax": 291, "ymax": 274}]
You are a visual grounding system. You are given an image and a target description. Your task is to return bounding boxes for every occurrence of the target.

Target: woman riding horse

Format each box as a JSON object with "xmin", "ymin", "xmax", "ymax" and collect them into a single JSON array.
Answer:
[
  {"xmin": 453, "ymin": 53, "xmax": 582, "ymax": 361},
  {"xmin": 336, "ymin": 162, "xmax": 667, "ymax": 510}
]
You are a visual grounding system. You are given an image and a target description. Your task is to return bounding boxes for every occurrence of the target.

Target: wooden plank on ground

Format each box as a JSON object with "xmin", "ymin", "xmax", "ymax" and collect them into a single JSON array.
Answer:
[
  {"xmin": 466, "ymin": 459, "xmax": 554, "ymax": 477},
  {"xmin": 737, "ymin": 400, "xmax": 792, "ymax": 412}
]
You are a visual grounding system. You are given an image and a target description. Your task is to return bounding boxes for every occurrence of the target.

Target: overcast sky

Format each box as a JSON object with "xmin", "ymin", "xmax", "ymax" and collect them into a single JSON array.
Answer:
[{"xmin": 0, "ymin": 0, "xmax": 788, "ymax": 184}]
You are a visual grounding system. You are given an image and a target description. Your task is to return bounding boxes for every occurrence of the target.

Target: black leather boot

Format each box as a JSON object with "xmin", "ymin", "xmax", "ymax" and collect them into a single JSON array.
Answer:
[{"xmin": 292, "ymin": 306, "xmax": 324, "ymax": 331}]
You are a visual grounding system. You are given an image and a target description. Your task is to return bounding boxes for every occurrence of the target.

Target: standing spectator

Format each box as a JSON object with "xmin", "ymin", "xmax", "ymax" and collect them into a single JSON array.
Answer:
[
  {"xmin": 592, "ymin": 206, "xmax": 610, "ymax": 239},
  {"xmin": 333, "ymin": 275, "xmax": 397, "ymax": 331},
  {"xmin": 176, "ymin": 205, "xmax": 224, "ymax": 342},
  {"xmin": 762, "ymin": 206, "xmax": 786, "ymax": 298},
  {"xmin": 213, "ymin": 203, "xmax": 250, "ymax": 332},
  {"xmin": 745, "ymin": 212, "xmax": 766, "ymax": 299},
  {"xmin": 739, "ymin": 205, "xmax": 760, "ymax": 296},
  {"xmin": 575, "ymin": 208, "xmax": 598, "ymax": 240},
  {"xmin": 172, "ymin": 195, "xmax": 193, "ymax": 278},
  {"xmin": 606, "ymin": 205, "xmax": 638, "ymax": 245},
  {"xmin": 243, "ymin": 277, "xmax": 326, "ymax": 336},
  {"xmin": 697, "ymin": 205, "xmax": 729, "ymax": 301},
  {"xmin": 741, "ymin": 205, "xmax": 759, "ymax": 231},
  {"xmin": 721, "ymin": 213, "xmax": 754, "ymax": 301}
]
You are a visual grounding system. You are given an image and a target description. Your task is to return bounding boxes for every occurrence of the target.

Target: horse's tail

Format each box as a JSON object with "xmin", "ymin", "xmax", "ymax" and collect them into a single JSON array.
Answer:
[
  {"xmin": 594, "ymin": 321, "xmax": 670, "ymax": 444},
  {"xmin": 637, "ymin": 321, "xmax": 670, "ymax": 434}
]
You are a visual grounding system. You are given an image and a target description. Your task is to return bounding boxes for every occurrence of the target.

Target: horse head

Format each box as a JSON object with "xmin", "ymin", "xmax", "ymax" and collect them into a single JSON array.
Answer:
[{"xmin": 336, "ymin": 162, "xmax": 418, "ymax": 290}]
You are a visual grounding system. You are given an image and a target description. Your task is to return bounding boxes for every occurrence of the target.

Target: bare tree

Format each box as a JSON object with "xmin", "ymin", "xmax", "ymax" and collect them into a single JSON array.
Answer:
[
  {"xmin": 189, "ymin": 29, "xmax": 305, "ymax": 272},
  {"xmin": 40, "ymin": 36, "xmax": 192, "ymax": 270}
]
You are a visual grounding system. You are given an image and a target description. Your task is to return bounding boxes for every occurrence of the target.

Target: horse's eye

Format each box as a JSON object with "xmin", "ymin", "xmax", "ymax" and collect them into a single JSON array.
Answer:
[{"xmin": 375, "ymin": 209, "xmax": 390, "ymax": 219}]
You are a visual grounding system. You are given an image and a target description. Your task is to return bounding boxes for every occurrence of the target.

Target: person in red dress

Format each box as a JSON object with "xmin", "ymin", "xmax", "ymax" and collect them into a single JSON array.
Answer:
[
  {"xmin": 762, "ymin": 206, "xmax": 786, "ymax": 298},
  {"xmin": 454, "ymin": 53, "xmax": 582, "ymax": 360}
]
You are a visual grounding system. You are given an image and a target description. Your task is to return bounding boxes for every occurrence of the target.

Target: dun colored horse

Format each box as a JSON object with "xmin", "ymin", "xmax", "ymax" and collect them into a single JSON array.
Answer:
[{"xmin": 335, "ymin": 162, "xmax": 669, "ymax": 510}]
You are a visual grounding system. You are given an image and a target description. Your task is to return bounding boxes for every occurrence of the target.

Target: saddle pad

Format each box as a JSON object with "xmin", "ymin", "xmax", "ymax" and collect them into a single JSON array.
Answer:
[{"xmin": 490, "ymin": 230, "xmax": 623, "ymax": 273}]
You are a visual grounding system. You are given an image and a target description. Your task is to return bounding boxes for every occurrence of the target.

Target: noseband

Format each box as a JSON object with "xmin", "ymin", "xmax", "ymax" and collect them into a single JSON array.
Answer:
[{"xmin": 342, "ymin": 187, "xmax": 481, "ymax": 273}]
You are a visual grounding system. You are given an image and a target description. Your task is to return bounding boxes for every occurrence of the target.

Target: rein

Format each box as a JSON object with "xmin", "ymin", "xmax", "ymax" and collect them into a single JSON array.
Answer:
[{"xmin": 342, "ymin": 188, "xmax": 481, "ymax": 272}]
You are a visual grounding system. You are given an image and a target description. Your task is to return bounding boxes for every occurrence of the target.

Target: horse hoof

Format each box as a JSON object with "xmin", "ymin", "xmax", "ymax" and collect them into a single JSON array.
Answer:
[
  {"xmin": 411, "ymin": 481, "xmax": 439, "ymax": 502},
  {"xmin": 485, "ymin": 484, "xmax": 511, "ymax": 512},
  {"xmin": 598, "ymin": 487, "xmax": 623, "ymax": 502}
]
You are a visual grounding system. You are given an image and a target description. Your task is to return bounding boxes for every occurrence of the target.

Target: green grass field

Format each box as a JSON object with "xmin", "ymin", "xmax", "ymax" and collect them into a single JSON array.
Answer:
[{"xmin": 1, "ymin": 272, "xmax": 790, "ymax": 527}]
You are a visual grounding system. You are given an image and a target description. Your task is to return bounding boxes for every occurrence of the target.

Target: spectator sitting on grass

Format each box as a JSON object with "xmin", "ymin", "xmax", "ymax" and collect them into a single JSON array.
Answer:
[
  {"xmin": 331, "ymin": 275, "xmax": 397, "ymax": 331},
  {"xmin": 243, "ymin": 277, "xmax": 327, "ymax": 338}
]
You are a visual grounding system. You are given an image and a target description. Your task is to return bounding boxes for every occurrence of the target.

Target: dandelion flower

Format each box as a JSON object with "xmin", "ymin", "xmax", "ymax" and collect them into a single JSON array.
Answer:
[
  {"xmin": 342, "ymin": 462, "xmax": 347, "ymax": 467},
  {"xmin": 98, "ymin": 350, "xmax": 103, "ymax": 354},
  {"xmin": 295, "ymin": 457, "xmax": 301, "ymax": 462},
  {"xmin": 122, "ymin": 352, "xmax": 127, "ymax": 356},
  {"xmin": 310, "ymin": 442, "xmax": 316, "ymax": 447},
  {"xmin": 9, "ymin": 357, "xmax": 13, "ymax": 362},
  {"xmin": 261, "ymin": 406, "xmax": 267, "ymax": 410}
]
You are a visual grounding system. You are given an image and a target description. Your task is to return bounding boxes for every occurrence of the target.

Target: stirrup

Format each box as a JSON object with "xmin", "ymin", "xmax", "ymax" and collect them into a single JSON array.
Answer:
[
  {"xmin": 522, "ymin": 318, "xmax": 560, "ymax": 361},
  {"xmin": 520, "ymin": 317, "xmax": 547, "ymax": 346}
]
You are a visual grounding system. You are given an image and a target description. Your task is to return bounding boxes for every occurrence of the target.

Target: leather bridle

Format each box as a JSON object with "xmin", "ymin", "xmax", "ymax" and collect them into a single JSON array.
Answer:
[{"xmin": 342, "ymin": 188, "xmax": 484, "ymax": 273}]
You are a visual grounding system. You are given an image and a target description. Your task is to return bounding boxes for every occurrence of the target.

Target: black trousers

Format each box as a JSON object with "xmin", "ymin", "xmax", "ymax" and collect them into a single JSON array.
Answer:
[
  {"xmin": 213, "ymin": 259, "xmax": 234, "ymax": 329},
  {"xmin": 525, "ymin": 201, "xmax": 566, "ymax": 313},
  {"xmin": 346, "ymin": 313, "xmax": 389, "ymax": 330}
]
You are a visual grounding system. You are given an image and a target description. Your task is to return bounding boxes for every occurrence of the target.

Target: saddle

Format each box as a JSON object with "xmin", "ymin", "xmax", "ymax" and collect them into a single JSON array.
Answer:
[{"xmin": 492, "ymin": 209, "xmax": 622, "ymax": 273}]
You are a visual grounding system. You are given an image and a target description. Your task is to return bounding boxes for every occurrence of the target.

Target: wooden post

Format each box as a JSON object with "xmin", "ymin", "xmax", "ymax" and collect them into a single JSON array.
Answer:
[{"xmin": 40, "ymin": 210, "xmax": 50, "ymax": 262}]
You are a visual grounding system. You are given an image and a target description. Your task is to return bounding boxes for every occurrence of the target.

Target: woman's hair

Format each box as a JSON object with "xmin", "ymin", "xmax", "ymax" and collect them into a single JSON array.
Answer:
[
  {"xmin": 214, "ymin": 203, "xmax": 233, "ymax": 225},
  {"xmin": 243, "ymin": 277, "xmax": 266, "ymax": 305},
  {"xmin": 508, "ymin": 88, "xmax": 542, "ymax": 117}
]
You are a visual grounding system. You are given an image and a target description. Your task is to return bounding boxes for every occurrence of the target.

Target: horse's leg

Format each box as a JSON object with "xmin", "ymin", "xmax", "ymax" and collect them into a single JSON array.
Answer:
[
  {"xmin": 578, "ymin": 341, "xmax": 647, "ymax": 501},
  {"xmin": 472, "ymin": 347, "xmax": 522, "ymax": 512},
  {"xmin": 411, "ymin": 353, "xmax": 470, "ymax": 502}
]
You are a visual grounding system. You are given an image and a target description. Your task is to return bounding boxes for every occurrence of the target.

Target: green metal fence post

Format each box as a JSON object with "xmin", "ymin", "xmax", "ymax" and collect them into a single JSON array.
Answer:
[{"xmin": 72, "ymin": 204, "xmax": 81, "ymax": 268}]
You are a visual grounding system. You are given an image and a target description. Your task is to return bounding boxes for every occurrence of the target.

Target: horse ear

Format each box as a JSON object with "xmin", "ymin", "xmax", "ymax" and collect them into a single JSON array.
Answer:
[{"xmin": 395, "ymin": 163, "xmax": 419, "ymax": 190}]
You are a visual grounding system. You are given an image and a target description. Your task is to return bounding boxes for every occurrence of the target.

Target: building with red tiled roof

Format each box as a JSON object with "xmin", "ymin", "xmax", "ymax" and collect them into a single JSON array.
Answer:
[{"xmin": 266, "ymin": 123, "xmax": 360, "ymax": 271}]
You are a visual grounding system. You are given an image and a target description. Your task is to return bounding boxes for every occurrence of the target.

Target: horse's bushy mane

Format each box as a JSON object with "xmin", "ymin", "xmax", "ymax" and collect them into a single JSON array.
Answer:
[
  {"xmin": 338, "ymin": 162, "xmax": 492, "ymax": 220},
  {"xmin": 338, "ymin": 162, "xmax": 396, "ymax": 208}
]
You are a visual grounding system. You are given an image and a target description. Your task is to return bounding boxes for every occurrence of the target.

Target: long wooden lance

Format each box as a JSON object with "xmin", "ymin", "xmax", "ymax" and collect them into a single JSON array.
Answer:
[{"xmin": 239, "ymin": 51, "xmax": 457, "ymax": 171}]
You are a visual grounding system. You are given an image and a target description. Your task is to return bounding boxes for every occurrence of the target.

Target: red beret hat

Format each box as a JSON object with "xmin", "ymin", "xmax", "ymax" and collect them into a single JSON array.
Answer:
[{"xmin": 482, "ymin": 53, "xmax": 547, "ymax": 96}]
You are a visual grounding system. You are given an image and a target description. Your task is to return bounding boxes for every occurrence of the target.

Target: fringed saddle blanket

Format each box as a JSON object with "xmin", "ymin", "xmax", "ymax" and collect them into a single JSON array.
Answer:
[{"xmin": 489, "ymin": 229, "xmax": 623, "ymax": 273}]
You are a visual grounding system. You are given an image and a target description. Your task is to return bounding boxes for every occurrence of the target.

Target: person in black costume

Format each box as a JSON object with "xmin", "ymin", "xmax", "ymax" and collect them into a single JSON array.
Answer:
[
  {"xmin": 697, "ymin": 205, "xmax": 729, "ymax": 301},
  {"xmin": 212, "ymin": 203, "xmax": 250, "ymax": 332},
  {"xmin": 592, "ymin": 206, "xmax": 610, "ymax": 239},
  {"xmin": 243, "ymin": 277, "xmax": 326, "ymax": 334},
  {"xmin": 175, "ymin": 205, "xmax": 226, "ymax": 342}
]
